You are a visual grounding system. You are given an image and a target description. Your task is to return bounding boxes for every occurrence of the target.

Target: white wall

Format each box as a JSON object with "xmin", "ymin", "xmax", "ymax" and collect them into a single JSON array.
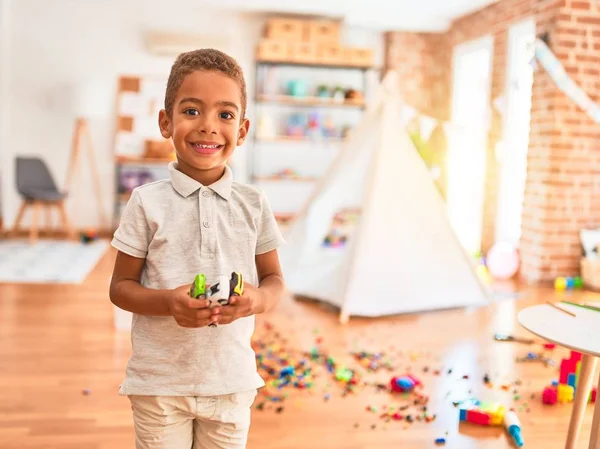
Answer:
[
  {"xmin": 0, "ymin": 0, "xmax": 12, "ymax": 229},
  {"xmin": 5, "ymin": 0, "xmax": 382, "ymax": 229}
]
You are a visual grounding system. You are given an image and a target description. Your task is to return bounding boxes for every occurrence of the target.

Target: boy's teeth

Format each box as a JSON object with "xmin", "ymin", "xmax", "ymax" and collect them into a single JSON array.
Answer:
[{"xmin": 195, "ymin": 144, "xmax": 219, "ymax": 149}]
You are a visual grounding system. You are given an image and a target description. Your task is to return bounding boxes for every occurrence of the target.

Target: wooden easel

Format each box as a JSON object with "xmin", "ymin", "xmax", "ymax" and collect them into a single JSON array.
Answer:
[{"xmin": 64, "ymin": 117, "xmax": 109, "ymax": 231}]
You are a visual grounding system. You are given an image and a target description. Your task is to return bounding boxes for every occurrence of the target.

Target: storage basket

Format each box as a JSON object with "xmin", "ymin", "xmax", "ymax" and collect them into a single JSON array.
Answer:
[
  {"xmin": 265, "ymin": 18, "xmax": 305, "ymax": 41},
  {"xmin": 305, "ymin": 20, "xmax": 341, "ymax": 44},
  {"xmin": 256, "ymin": 40, "xmax": 288, "ymax": 62},
  {"xmin": 580, "ymin": 257, "xmax": 600, "ymax": 291}
]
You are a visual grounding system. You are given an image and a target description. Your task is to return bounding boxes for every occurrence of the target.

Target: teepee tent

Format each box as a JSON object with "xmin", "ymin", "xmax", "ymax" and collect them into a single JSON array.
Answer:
[{"xmin": 279, "ymin": 70, "xmax": 491, "ymax": 323}]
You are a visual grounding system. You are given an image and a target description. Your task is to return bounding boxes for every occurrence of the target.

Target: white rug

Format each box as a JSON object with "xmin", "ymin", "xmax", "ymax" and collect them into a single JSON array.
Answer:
[{"xmin": 0, "ymin": 239, "xmax": 108, "ymax": 284}]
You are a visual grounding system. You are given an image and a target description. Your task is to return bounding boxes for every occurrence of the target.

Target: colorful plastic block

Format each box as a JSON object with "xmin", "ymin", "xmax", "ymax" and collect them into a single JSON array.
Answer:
[
  {"xmin": 558, "ymin": 384, "xmax": 574, "ymax": 403},
  {"xmin": 467, "ymin": 410, "xmax": 491, "ymax": 425},
  {"xmin": 543, "ymin": 386, "xmax": 557, "ymax": 405},
  {"xmin": 560, "ymin": 359, "xmax": 575, "ymax": 384},
  {"xmin": 568, "ymin": 373, "xmax": 577, "ymax": 390},
  {"xmin": 458, "ymin": 399, "xmax": 504, "ymax": 426}
]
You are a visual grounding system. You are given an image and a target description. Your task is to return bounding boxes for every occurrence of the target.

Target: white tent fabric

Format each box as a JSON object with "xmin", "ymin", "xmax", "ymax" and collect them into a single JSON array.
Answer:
[{"xmin": 278, "ymin": 71, "xmax": 491, "ymax": 321}]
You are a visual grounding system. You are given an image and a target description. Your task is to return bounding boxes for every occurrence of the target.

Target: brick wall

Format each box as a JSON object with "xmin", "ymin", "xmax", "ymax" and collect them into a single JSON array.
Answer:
[{"xmin": 386, "ymin": 0, "xmax": 600, "ymax": 283}]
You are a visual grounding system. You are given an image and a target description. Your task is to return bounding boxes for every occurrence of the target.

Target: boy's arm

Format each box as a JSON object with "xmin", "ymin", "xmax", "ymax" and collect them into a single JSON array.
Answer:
[
  {"xmin": 254, "ymin": 249, "xmax": 285, "ymax": 314},
  {"xmin": 109, "ymin": 251, "xmax": 172, "ymax": 316}
]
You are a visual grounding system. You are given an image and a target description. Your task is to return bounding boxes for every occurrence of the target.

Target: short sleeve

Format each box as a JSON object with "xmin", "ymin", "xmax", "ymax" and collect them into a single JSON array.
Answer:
[
  {"xmin": 111, "ymin": 189, "xmax": 150, "ymax": 258},
  {"xmin": 256, "ymin": 190, "xmax": 286, "ymax": 255}
]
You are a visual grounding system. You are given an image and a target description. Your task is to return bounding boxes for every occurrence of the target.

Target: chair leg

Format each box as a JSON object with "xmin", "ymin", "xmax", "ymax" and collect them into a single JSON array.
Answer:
[
  {"xmin": 9, "ymin": 201, "xmax": 28, "ymax": 238},
  {"xmin": 30, "ymin": 201, "xmax": 41, "ymax": 245},
  {"xmin": 45, "ymin": 204, "xmax": 53, "ymax": 235},
  {"xmin": 58, "ymin": 201, "xmax": 75, "ymax": 240}
]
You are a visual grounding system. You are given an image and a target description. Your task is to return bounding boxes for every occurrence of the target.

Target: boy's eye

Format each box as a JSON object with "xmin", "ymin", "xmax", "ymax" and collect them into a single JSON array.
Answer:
[
  {"xmin": 184, "ymin": 108, "xmax": 199, "ymax": 116},
  {"xmin": 220, "ymin": 111, "xmax": 234, "ymax": 120}
]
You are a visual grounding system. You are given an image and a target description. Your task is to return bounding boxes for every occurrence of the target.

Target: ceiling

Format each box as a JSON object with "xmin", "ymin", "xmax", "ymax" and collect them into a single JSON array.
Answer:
[{"xmin": 198, "ymin": 0, "xmax": 499, "ymax": 31}]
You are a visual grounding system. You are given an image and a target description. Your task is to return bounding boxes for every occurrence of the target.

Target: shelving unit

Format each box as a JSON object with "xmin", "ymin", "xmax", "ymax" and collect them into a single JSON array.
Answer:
[
  {"xmin": 111, "ymin": 75, "xmax": 172, "ymax": 229},
  {"xmin": 251, "ymin": 61, "xmax": 373, "ymax": 223}
]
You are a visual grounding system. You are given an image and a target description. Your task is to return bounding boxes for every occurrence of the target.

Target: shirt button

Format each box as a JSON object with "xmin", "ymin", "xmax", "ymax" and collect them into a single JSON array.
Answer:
[
  {"xmin": 203, "ymin": 221, "xmax": 210, "ymax": 228},
  {"xmin": 202, "ymin": 191, "xmax": 210, "ymax": 198}
]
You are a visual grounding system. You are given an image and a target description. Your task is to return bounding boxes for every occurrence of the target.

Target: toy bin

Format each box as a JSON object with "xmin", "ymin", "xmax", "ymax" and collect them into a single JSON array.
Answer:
[
  {"xmin": 287, "ymin": 42, "xmax": 316, "ymax": 64},
  {"xmin": 316, "ymin": 46, "xmax": 345, "ymax": 65},
  {"xmin": 304, "ymin": 20, "xmax": 341, "ymax": 44},
  {"xmin": 256, "ymin": 40, "xmax": 288, "ymax": 62},
  {"xmin": 265, "ymin": 18, "xmax": 305, "ymax": 41},
  {"xmin": 581, "ymin": 257, "xmax": 600, "ymax": 291}
]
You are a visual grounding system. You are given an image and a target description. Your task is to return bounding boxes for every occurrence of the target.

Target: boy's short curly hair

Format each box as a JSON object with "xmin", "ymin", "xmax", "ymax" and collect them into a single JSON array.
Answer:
[{"xmin": 164, "ymin": 48, "xmax": 247, "ymax": 118}]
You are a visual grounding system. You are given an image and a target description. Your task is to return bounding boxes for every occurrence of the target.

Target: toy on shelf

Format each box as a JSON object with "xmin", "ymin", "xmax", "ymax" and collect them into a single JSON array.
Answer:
[
  {"xmin": 316, "ymin": 84, "xmax": 329, "ymax": 98},
  {"xmin": 541, "ymin": 350, "xmax": 597, "ymax": 405},
  {"xmin": 119, "ymin": 169, "xmax": 155, "ymax": 193},
  {"xmin": 256, "ymin": 113, "xmax": 276, "ymax": 139},
  {"xmin": 554, "ymin": 276, "xmax": 583, "ymax": 291},
  {"xmin": 286, "ymin": 113, "xmax": 306, "ymax": 137},
  {"xmin": 458, "ymin": 399, "xmax": 506, "ymax": 426},
  {"xmin": 322, "ymin": 208, "xmax": 360, "ymax": 248},
  {"xmin": 287, "ymin": 79, "xmax": 308, "ymax": 97},
  {"xmin": 267, "ymin": 168, "xmax": 302, "ymax": 180},
  {"xmin": 332, "ymin": 86, "xmax": 345, "ymax": 103},
  {"xmin": 306, "ymin": 112, "xmax": 321, "ymax": 138},
  {"xmin": 345, "ymin": 88, "xmax": 363, "ymax": 103}
]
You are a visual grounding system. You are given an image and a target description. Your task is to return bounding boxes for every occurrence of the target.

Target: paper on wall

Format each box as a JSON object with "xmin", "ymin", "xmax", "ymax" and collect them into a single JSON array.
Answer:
[
  {"xmin": 119, "ymin": 92, "xmax": 146, "ymax": 116},
  {"xmin": 115, "ymin": 131, "xmax": 142, "ymax": 156}
]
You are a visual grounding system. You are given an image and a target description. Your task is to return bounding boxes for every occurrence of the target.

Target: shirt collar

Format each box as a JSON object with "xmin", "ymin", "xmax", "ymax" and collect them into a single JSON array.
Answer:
[{"xmin": 168, "ymin": 162, "xmax": 232, "ymax": 200}]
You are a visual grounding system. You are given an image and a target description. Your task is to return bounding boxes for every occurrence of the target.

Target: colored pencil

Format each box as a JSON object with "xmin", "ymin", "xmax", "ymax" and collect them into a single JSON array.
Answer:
[
  {"xmin": 561, "ymin": 300, "xmax": 600, "ymax": 313},
  {"xmin": 546, "ymin": 301, "xmax": 576, "ymax": 317}
]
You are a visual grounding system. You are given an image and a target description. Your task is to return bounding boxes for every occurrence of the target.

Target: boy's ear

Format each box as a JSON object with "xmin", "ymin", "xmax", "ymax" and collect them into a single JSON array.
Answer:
[
  {"xmin": 158, "ymin": 109, "xmax": 172, "ymax": 139},
  {"xmin": 237, "ymin": 118, "xmax": 250, "ymax": 146}
]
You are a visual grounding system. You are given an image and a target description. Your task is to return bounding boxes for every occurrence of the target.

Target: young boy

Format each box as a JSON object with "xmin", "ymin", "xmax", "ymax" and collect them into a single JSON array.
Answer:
[{"xmin": 109, "ymin": 48, "xmax": 286, "ymax": 449}]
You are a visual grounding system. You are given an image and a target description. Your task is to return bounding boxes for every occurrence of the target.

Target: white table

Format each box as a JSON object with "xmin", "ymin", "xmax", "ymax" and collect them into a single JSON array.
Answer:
[{"xmin": 518, "ymin": 303, "xmax": 600, "ymax": 449}]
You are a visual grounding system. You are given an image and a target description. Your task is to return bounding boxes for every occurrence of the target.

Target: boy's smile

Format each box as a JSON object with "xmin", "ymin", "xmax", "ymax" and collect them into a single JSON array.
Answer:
[{"xmin": 159, "ymin": 70, "xmax": 250, "ymax": 185}]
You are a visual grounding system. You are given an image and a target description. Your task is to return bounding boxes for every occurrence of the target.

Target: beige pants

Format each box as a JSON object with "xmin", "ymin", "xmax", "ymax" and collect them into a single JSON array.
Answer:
[{"xmin": 128, "ymin": 390, "xmax": 257, "ymax": 449}]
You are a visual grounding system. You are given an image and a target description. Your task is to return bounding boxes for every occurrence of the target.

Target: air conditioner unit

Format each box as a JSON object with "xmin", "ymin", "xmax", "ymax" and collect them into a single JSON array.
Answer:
[{"xmin": 143, "ymin": 31, "xmax": 231, "ymax": 56}]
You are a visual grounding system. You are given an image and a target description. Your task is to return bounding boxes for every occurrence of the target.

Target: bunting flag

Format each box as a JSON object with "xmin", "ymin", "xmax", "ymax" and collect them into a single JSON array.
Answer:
[
  {"xmin": 419, "ymin": 115, "xmax": 438, "ymax": 141},
  {"xmin": 534, "ymin": 38, "xmax": 600, "ymax": 123}
]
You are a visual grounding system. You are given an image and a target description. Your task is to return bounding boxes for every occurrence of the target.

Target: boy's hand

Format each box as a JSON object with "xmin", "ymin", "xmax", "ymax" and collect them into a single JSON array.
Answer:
[
  {"xmin": 211, "ymin": 283, "xmax": 266, "ymax": 325},
  {"xmin": 165, "ymin": 285, "xmax": 216, "ymax": 328}
]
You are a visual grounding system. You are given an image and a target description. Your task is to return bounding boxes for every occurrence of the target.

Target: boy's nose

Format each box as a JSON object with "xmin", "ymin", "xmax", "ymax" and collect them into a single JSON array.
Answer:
[{"xmin": 198, "ymin": 116, "xmax": 218, "ymax": 135}]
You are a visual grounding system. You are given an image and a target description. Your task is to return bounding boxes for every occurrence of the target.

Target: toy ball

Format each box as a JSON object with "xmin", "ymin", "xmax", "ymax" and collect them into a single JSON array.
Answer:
[
  {"xmin": 554, "ymin": 277, "xmax": 567, "ymax": 291},
  {"xmin": 574, "ymin": 276, "xmax": 584, "ymax": 289},
  {"xmin": 486, "ymin": 242, "xmax": 520, "ymax": 280},
  {"xmin": 566, "ymin": 277, "xmax": 575, "ymax": 289}
]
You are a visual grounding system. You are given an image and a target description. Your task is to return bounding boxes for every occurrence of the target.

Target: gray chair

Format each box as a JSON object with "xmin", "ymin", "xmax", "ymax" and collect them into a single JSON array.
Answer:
[{"xmin": 11, "ymin": 157, "xmax": 74, "ymax": 244}]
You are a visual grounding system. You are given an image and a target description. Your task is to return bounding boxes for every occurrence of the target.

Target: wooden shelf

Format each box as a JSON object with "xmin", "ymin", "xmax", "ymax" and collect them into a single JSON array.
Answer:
[
  {"xmin": 256, "ymin": 60, "xmax": 373, "ymax": 70},
  {"xmin": 256, "ymin": 135, "xmax": 345, "ymax": 143},
  {"xmin": 257, "ymin": 94, "xmax": 365, "ymax": 108},
  {"xmin": 116, "ymin": 155, "xmax": 174, "ymax": 165},
  {"xmin": 255, "ymin": 175, "xmax": 318, "ymax": 183},
  {"xmin": 119, "ymin": 193, "xmax": 132, "ymax": 203}
]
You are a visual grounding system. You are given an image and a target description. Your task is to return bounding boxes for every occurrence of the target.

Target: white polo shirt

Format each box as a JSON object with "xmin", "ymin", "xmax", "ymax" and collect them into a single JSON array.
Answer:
[{"xmin": 111, "ymin": 162, "xmax": 284, "ymax": 396}]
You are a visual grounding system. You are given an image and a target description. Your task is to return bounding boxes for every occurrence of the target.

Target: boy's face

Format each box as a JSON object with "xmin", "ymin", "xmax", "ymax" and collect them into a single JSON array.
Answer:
[{"xmin": 159, "ymin": 70, "xmax": 249, "ymax": 181}]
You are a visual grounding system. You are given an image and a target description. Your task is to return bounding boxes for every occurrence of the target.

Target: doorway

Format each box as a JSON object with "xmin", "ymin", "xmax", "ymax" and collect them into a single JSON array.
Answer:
[
  {"xmin": 495, "ymin": 18, "xmax": 535, "ymax": 247},
  {"xmin": 447, "ymin": 35, "xmax": 494, "ymax": 254}
]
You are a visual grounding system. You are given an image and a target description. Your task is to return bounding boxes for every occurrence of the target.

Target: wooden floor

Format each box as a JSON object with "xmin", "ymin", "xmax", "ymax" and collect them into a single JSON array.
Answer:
[{"xmin": 1, "ymin": 243, "xmax": 598, "ymax": 449}]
